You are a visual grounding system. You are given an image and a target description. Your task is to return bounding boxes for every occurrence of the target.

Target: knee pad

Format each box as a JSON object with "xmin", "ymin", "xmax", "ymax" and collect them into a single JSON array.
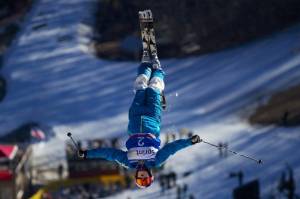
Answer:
[
  {"xmin": 149, "ymin": 77, "xmax": 165, "ymax": 92},
  {"xmin": 134, "ymin": 74, "xmax": 149, "ymax": 90}
]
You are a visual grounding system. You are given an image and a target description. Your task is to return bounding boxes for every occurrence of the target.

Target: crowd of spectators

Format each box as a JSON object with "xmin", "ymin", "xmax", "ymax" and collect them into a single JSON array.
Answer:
[{"xmin": 41, "ymin": 183, "xmax": 123, "ymax": 199}]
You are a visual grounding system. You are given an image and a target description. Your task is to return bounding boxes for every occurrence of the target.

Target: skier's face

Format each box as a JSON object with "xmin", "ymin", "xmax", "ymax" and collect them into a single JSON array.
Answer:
[{"xmin": 136, "ymin": 170, "xmax": 150, "ymax": 178}]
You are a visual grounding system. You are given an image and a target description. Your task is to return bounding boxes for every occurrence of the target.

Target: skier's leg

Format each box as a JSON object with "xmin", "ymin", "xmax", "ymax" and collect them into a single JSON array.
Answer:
[
  {"xmin": 143, "ymin": 68, "xmax": 165, "ymax": 137},
  {"xmin": 131, "ymin": 62, "xmax": 152, "ymax": 109},
  {"xmin": 128, "ymin": 63, "xmax": 153, "ymax": 135},
  {"xmin": 134, "ymin": 62, "xmax": 152, "ymax": 91},
  {"xmin": 149, "ymin": 69, "xmax": 165, "ymax": 93},
  {"xmin": 152, "ymin": 53, "xmax": 161, "ymax": 69}
]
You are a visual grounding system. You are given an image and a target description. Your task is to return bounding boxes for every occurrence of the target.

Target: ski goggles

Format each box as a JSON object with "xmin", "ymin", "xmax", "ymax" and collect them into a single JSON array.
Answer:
[{"xmin": 136, "ymin": 177, "xmax": 153, "ymax": 187}]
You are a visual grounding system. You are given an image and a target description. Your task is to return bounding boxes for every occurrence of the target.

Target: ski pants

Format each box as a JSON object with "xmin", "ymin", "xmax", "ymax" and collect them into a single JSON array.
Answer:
[{"xmin": 127, "ymin": 63, "xmax": 165, "ymax": 137}]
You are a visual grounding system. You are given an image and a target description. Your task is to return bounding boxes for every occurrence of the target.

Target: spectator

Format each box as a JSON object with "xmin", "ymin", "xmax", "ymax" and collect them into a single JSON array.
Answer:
[
  {"xmin": 278, "ymin": 164, "xmax": 296, "ymax": 199},
  {"xmin": 169, "ymin": 171, "xmax": 177, "ymax": 187},
  {"xmin": 177, "ymin": 185, "xmax": 182, "ymax": 199},
  {"xmin": 179, "ymin": 128, "xmax": 189, "ymax": 138},
  {"xmin": 159, "ymin": 174, "xmax": 166, "ymax": 193},
  {"xmin": 189, "ymin": 194, "xmax": 195, "ymax": 199},
  {"xmin": 57, "ymin": 164, "xmax": 63, "ymax": 179},
  {"xmin": 111, "ymin": 138, "xmax": 119, "ymax": 148},
  {"xmin": 182, "ymin": 184, "xmax": 188, "ymax": 198}
]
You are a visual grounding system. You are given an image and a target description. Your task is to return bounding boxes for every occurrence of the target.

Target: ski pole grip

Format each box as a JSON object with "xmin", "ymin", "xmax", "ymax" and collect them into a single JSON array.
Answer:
[{"xmin": 67, "ymin": 132, "xmax": 72, "ymax": 137}]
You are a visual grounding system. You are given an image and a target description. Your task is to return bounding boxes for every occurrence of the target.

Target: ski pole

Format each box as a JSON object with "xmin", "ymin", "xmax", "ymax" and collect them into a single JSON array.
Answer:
[
  {"xmin": 201, "ymin": 139, "xmax": 263, "ymax": 164},
  {"xmin": 67, "ymin": 132, "xmax": 80, "ymax": 151}
]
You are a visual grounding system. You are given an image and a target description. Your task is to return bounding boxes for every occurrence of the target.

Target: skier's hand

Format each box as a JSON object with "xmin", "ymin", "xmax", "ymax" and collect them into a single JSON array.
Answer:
[
  {"xmin": 78, "ymin": 149, "xmax": 87, "ymax": 159},
  {"xmin": 190, "ymin": 135, "xmax": 202, "ymax": 145}
]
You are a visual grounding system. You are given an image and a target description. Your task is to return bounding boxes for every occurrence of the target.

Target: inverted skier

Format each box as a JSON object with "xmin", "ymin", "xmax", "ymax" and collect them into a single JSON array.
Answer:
[{"xmin": 78, "ymin": 10, "xmax": 201, "ymax": 188}]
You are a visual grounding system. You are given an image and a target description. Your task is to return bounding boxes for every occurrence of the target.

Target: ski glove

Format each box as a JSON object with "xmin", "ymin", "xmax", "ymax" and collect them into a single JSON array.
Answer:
[
  {"xmin": 78, "ymin": 149, "xmax": 87, "ymax": 159},
  {"xmin": 190, "ymin": 135, "xmax": 202, "ymax": 145}
]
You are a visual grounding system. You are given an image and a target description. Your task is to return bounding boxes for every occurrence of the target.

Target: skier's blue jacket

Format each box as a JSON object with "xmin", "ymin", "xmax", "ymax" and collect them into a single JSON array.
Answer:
[
  {"xmin": 86, "ymin": 134, "xmax": 193, "ymax": 169},
  {"xmin": 86, "ymin": 64, "xmax": 193, "ymax": 169}
]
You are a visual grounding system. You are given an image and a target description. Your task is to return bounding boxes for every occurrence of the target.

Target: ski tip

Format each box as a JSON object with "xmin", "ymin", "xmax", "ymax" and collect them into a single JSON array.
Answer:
[
  {"xmin": 138, "ymin": 10, "xmax": 153, "ymax": 22},
  {"xmin": 67, "ymin": 132, "xmax": 72, "ymax": 137},
  {"xmin": 258, "ymin": 159, "xmax": 263, "ymax": 164}
]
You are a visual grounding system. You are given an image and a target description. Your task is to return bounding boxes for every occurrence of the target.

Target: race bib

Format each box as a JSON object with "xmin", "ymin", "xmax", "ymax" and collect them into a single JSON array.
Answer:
[{"xmin": 127, "ymin": 146, "xmax": 158, "ymax": 161}]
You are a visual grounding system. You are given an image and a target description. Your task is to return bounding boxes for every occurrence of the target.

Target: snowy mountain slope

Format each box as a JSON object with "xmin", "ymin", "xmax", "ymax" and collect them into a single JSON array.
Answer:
[{"xmin": 1, "ymin": 0, "xmax": 300, "ymax": 198}]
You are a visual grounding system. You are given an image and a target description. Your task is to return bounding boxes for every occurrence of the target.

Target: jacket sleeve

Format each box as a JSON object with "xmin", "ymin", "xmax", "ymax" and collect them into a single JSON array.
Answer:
[
  {"xmin": 155, "ymin": 138, "xmax": 192, "ymax": 167},
  {"xmin": 86, "ymin": 148, "xmax": 130, "ymax": 169}
]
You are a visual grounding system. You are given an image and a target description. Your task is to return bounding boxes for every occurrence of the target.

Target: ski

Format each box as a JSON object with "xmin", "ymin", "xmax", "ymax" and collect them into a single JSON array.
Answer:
[
  {"xmin": 145, "ymin": 10, "xmax": 161, "ymax": 69},
  {"xmin": 139, "ymin": 10, "xmax": 166, "ymax": 110},
  {"xmin": 139, "ymin": 10, "xmax": 158, "ymax": 56},
  {"xmin": 148, "ymin": 17, "xmax": 158, "ymax": 57},
  {"xmin": 139, "ymin": 10, "xmax": 160, "ymax": 67},
  {"xmin": 139, "ymin": 10, "xmax": 152, "ymax": 63}
]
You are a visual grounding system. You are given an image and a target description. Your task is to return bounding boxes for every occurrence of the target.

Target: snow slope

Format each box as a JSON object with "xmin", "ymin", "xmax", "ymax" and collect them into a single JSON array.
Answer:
[{"xmin": 1, "ymin": 0, "xmax": 300, "ymax": 198}]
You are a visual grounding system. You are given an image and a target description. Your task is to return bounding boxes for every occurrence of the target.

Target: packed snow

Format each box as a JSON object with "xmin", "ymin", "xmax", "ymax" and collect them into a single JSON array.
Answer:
[{"xmin": 1, "ymin": 0, "xmax": 300, "ymax": 198}]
